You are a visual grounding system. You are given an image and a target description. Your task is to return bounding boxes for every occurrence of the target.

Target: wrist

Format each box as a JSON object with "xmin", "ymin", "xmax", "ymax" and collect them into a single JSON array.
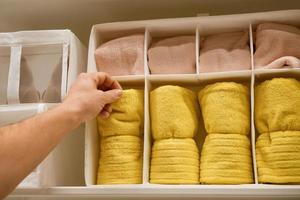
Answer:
[{"xmin": 56, "ymin": 102, "xmax": 85, "ymax": 128}]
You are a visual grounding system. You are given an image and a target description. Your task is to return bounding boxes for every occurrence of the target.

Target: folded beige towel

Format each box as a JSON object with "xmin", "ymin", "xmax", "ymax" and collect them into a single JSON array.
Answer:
[
  {"xmin": 200, "ymin": 31, "xmax": 251, "ymax": 72},
  {"xmin": 94, "ymin": 34, "xmax": 144, "ymax": 76},
  {"xmin": 254, "ymin": 23, "xmax": 300, "ymax": 69},
  {"xmin": 148, "ymin": 36, "xmax": 196, "ymax": 74}
]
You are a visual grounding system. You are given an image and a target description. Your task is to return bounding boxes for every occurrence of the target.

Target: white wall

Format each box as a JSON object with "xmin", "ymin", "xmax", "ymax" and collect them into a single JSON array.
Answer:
[{"xmin": 0, "ymin": 0, "xmax": 299, "ymax": 45}]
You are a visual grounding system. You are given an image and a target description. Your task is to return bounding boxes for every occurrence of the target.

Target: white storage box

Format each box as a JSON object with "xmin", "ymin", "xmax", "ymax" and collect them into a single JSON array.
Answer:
[
  {"xmin": 0, "ymin": 30, "xmax": 87, "ymax": 104},
  {"xmin": 0, "ymin": 46, "xmax": 10, "ymax": 104},
  {"xmin": 84, "ymin": 9, "xmax": 300, "ymax": 198},
  {"xmin": 0, "ymin": 29, "xmax": 87, "ymax": 188},
  {"xmin": 0, "ymin": 103, "xmax": 85, "ymax": 188}
]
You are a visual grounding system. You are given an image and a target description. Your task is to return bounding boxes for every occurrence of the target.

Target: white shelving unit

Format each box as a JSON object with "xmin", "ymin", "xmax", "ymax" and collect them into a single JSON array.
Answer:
[
  {"xmin": 1, "ymin": 1, "xmax": 300, "ymax": 199},
  {"xmin": 10, "ymin": 185, "xmax": 300, "ymax": 199}
]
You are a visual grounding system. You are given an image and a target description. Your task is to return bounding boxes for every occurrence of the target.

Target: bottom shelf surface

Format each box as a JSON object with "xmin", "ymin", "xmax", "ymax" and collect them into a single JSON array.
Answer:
[{"xmin": 8, "ymin": 185, "xmax": 300, "ymax": 200}]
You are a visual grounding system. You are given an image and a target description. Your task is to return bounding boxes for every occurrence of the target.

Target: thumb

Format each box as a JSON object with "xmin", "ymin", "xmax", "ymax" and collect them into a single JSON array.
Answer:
[{"xmin": 98, "ymin": 89, "xmax": 122, "ymax": 105}]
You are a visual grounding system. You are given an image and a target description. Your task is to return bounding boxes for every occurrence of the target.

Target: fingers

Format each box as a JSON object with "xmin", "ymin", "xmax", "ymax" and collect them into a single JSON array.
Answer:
[
  {"xmin": 91, "ymin": 72, "xmax": 122, "ymax": 90},
  {"xmin": 104, "ymin": 104, "xmax": 113, "ymax": 113},
  {"xmin": 100, "ymin": 104, "xmax": 112, "ymax": 118},
  {"xmin": 98, "ymin": 89, "xmax": 123, "ymax": 105}
]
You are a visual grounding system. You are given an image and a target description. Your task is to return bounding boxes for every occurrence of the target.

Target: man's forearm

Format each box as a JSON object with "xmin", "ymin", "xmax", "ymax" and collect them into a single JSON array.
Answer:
[
  {"xmin": 0, "ymin": 104, "xmax": 82, "ymax": 198},
  {"xmin": 0, "ymin": 72, "xmax": 122, "ymax": 199}
]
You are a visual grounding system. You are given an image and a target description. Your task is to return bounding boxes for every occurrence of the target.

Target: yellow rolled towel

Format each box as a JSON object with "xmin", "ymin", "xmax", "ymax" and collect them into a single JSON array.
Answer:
[
  {"xmin": 152, "ymin": 138, "xmax": 199, "ymax": 152},
  {"xmin": 150, "ymin": 164, "xmax": 199, "ymax": 173},
  {"xmin": 150, "ymin": 179, "xmax": 199, "ymax": 184},
  {"xmin": 151, "ymin": 157, "xmax": 199, "ymax": 166},
  {"xmin": 99, "ymin": 135, "xmax": 142, "ymax": 164},
  {"xmin": 150, "ymin": 85, "xmax": 198, "ymax": 139},
  {"xmin": 150, "ymin": 138, "xmax": 199, "ymax": 184},
  {"xmin": 151, "ymin": 172, "xmax": 199, "ymax": 180},
  {"xmin": 256, "ymin": 131, "xmax": 300, "ymax": 183},
  {"xmin": 255, "ymin": 78, "xmax": 300, "ymax": 134},
  {"xmin": 97, "ymin": 135, "xmax": 142, "ymax": 184},
  {"xmin": 98, "ymin": 170, "xmax": 142, "ymax": 184},
  {"xmin": 152, "ymin": 149, "xmax": 199, "ymax": 159},
  {"xmin": 200, "ymin": 177, "xmax": 253, "ymax": 185},
  {"xmin": 198, "ymin": 82, "xmax": 250, "ymax": 135},
  {"xmin": 98, "ymin": 89, "xmax": 144, "ymax": 137},
  {"xmin": 200, "ymin": 134, "xmax": 253, "ymax": 184}
]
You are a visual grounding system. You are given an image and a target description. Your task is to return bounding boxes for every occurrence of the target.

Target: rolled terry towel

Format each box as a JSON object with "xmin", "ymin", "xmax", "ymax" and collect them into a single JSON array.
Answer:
[
  {"xmin": 199, "ymin": 31, "xmax": 251, "ymax": 72},
  {"xmin": 254, "ymin": 23, "xmax": 300, "ymax": 69},
  {"xmin": 94, "ymin": 34, "xmax": 144, "ymax": 76},
  {"xmin": 97, "ymin": 135, "xmax": 142, "ymax": 184},
  {"xmin": 98, "ymin": 89, "xmax": 144, "ymax": 137},
  {"xmin": 200, "ymin": 134, "xmax": 253, "ymax": 184},
  {"xmin": 150, "ymin": 138, "xmax": 199, "ymax": 184},
  {"xmin": 256, "ymin": 131, "xmax": 300, "ymax": 183},
  {"xmin": 148, "ymin": 36, "xmax": 196, "ymax": 74},
  {"xmin": 198, "ymin": 82, "xmax": 250, "ymax": 135},
  {"xmin": 150, "ymin": 85, "xmax": 198, "ymax": 140},
  {"xmin": 255, "ymin": 78, "xmax": 300, "ymax": 134}
]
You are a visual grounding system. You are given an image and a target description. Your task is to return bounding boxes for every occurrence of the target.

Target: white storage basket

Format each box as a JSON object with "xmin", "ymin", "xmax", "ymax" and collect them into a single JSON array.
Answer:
[
  {"xmin": 0, "ymin": 30, "xmax": 87, "ymax": 104},
  {"xmin": 0, "ymin": 29, "xmax": 87, "ymax": 187},
  {"xmin": 84, "ymin": 9, "xmax": 300, "ymax": 198}
]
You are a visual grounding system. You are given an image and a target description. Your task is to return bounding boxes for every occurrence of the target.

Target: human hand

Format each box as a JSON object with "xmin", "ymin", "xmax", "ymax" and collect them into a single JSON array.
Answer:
[{"xmin": 62, "ymin": 72, "xmax": 122, "ymax": 123}]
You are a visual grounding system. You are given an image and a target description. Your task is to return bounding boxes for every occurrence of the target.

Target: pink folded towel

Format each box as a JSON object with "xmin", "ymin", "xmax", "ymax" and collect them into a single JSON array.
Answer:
[
  {"xmin": 94, "ymin": 34, "xmax": 144, "ymax": 76},
  {"xmin": 148, "ymin": 36, "xmax": 196, "ymax": 74},
  {"xmin": 254, "ymin": 23, "xmax": 300, "ymax": 69},
  {"xmin": 200, "ymin": 31, "xmax": 251, "ymax": 73}
]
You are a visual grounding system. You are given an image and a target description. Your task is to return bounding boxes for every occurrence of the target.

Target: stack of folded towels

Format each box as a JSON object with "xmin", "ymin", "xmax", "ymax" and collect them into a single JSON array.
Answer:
[
  {"xmin": 255, "ymin": 78, "xmax": 300, "ymax": 183},
  {"xmin": 150, "ymin": 85, "xmax": 199, "ymax": 184},
  {"xmin": 148, "ymin": 36, "xmax": 196, "ymax": 74},
  {"xmin": 97, "ymin": 89, "xmax": 144, "ymax": 184},
  {"xmin": 199, "ymin": 31, "xmax": 251, "ymax": 73},
  {"xmin": 198, "ymin": 82, "xmax": 253, "ymax": 184},
  {"xmin": 94, "ymin": 34, "xmax": 145, "ymax": 76},
  {"xmin": 254, "ymin": 23, "xmax": 300, "ymax": 69}
]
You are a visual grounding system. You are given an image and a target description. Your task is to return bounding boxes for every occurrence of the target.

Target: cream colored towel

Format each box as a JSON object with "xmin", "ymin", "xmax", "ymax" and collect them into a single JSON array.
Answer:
[
  {"xmin": 94, "ymin": 34, "xmax": 144, "ymax": 76},
  {"xmin": 148, "ymin": 36, "xmax": 196, "ymax": 74},
  {"xmin": 200, "ymin": 31, "xmax": 251, "ymax": 72},
  {"xmin": 255, "ymin": 78, "xmax": 300, "ymax": 134},
  {"xmin": 198, "ymin": 82, "xmax": 250, "ymax": 135},
  {"xmin": 254, "ymin": 23, "xmax": 300, "ymax": 69},
  {"xmin": 150, "ymin": 85, "xmax": 198, "ymax": 140}
]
